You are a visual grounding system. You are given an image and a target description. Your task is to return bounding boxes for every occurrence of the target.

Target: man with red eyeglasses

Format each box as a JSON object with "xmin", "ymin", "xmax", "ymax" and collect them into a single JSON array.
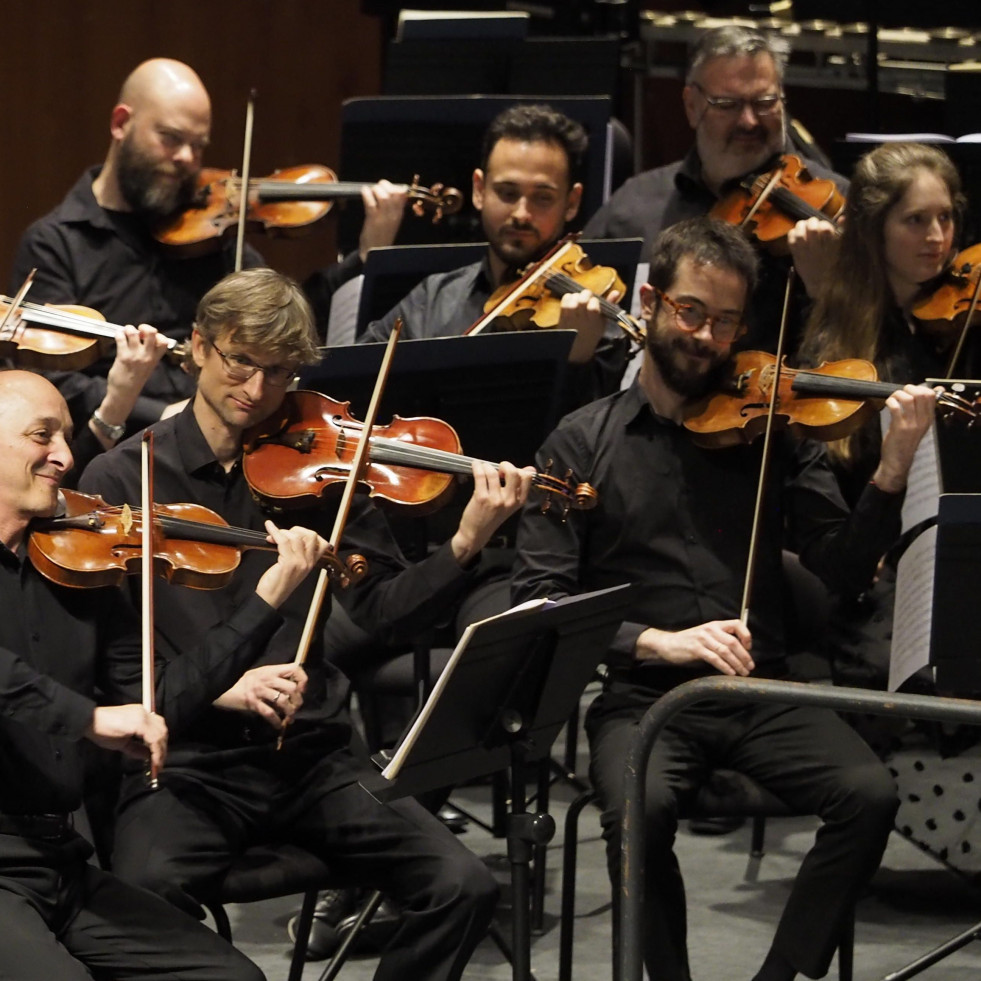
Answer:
[{"xmin": 512, "ymin": 218, "xmax": 937, "ymax": 981}]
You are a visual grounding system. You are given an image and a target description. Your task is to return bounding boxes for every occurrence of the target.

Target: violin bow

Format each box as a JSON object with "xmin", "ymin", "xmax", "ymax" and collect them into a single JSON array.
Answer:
[
  {"xmin": 233, "ymin": 90, "xmax": 257, "ymax": 274},
  {"xmin": 0, "ymin": 268, "xmax": 36, "ymax": 341},
  {"xmin": 738, "ymin": 269, "xmax": 796, "ymax": 625},
  {"xmin": 140, "ymin": 431, "xmax": 160, "ymax": 788},
  {"xmin": 277, "ymin": 319, "xmax": 404, "ymax": 748},
  {"xmin": 944, "ymin": 262, "xmax": 981, "ymax": 377}
]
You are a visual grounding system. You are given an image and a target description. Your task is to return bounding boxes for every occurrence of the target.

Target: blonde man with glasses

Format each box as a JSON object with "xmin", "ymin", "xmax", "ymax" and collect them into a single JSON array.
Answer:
[
  {"xmin": 80, "ymin": 267, "xmax": 533, "ymax": 981},
  {"xmin": 584, "ymin": 25, "xmax": 843, "ymax": 357}
]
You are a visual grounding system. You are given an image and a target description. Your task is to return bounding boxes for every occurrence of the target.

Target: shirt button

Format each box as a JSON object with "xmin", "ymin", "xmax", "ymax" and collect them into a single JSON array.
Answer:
[
  {"xmin": 31, "ymin": 632, "xmax": 40, "ymax": 642},
  {"xmin": 54, "ymin": 750, "xmax": 63, "ymax": 761}
]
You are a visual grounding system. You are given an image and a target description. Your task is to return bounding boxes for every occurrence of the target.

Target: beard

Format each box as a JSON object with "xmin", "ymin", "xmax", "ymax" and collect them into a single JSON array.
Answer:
[
  {"xmin": 488, "ymin": 221, "xmax": 549, "ymax": 273},
  {"xmin": 645, "ymin": 318, "xmax": 731, "ymax": 399},
  {"xmin": 117, "ymin": 132, "xmax": 199, "ymax": 220}
]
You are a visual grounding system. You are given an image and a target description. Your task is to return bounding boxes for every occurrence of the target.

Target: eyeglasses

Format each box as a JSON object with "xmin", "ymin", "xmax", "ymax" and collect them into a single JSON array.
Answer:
[
  {"xmin": 691, "ymin": 82, "xmax": 784, "ymax": 118},
  {"xmin": 211, "ymin": 342, "xmax": 297, "ymax": 387},
  {"xmin": 654, "ymin": 288, "xmax": 745, "ymax": 343}
]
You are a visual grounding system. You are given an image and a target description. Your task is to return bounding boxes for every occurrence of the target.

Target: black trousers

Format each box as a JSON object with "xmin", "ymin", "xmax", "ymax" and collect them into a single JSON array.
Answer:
[
  {"xmin": 585, "ymin": 688, "xmax": 899, "ymax": 981},
  {"xmin": 0, "ymin": 830, "xmax": 262, "ymax": 981},
  {"xmin": 111, "ymin": 748, "xmax": 498, "ymax": 981}
]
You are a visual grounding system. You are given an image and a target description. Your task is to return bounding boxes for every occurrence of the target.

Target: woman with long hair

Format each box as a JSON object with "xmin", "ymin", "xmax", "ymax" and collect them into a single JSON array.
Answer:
[{"xmin": 799, "ymin": 141, "xmax": 971, "ymax": 502}]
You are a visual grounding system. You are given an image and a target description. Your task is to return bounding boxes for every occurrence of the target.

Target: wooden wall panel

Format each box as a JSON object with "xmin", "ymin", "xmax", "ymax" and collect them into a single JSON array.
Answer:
[{"xmin": 0, "ymin": 0, "xmax": 384, "ymax": 289}]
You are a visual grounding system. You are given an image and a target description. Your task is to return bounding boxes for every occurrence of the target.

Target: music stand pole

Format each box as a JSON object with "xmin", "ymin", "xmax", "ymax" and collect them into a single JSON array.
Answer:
[{"xmin": 360, "ymin": 584, "xmax": 635, "ymax": 981}]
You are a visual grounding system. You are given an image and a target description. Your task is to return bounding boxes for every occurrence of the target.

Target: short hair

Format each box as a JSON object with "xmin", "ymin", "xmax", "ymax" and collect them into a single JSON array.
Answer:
[
  {"xmin": 479, "ymin": 103, "xmax": 588, "ymax": 186},
  {"xmin": 647, "ymin": 217, "xmax": 759, "ymax": 298},
  {"xmin": 686, "ymin": 25, "xmax": 789, "ymax": 85},
  {"xmin": 190, "ymin": 268, "xmax": 320, "ymax": 373}
]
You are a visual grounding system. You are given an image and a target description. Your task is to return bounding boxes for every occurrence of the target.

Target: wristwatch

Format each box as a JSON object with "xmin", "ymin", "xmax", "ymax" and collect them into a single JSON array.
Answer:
[{"xmin": 91, "ymin": 409, "xmax": 126, "ymax": 442}]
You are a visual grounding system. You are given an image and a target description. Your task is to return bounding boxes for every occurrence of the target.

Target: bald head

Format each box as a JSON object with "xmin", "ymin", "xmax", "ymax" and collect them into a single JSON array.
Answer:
[
  {"xmin": 118, "ymin": 58, "xmax": 210, "ymax": 119},
  {"xmin": 96, "ymin": 58, "xmax": 211, "ymax": 215}
]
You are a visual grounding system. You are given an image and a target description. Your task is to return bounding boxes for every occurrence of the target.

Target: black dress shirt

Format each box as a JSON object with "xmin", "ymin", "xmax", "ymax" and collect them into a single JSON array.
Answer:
[
  {"xmin": 79, "ymin": 402, "xmax": 474, "ymax": 783},
  {"xmin": 0, "ymin": 537, "xmax": 280, "ymax": 816},
  {"xmin": 10, "ymin": 167, "xmax": 265, "ymax": 426},
  {"xmin": 511, "ymin": 382, "xmax": 904, "ymax": 691},
  {"xmin": 583, "ymin": 146, "xmax": 849, "ymax": 358}
]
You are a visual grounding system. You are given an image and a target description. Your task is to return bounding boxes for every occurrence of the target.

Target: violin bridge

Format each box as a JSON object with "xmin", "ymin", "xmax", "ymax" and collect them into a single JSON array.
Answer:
[{"xmin": 120, "ymin": 503, "xmax": 134, "ymax": 537}]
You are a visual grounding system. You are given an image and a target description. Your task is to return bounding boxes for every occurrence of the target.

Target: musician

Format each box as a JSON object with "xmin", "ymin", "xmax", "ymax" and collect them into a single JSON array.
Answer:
[
  {"xmin": 0, "ymin": 368, "xmax": 332, "ymax": 981},
  {"xmin": 799, "ymin": 141, "xmax": 980, "ymax": 689},
  {"xmin": 80, "ymin": 267, "xmax": 532, "ymax": 981},
  {"xmin": 361, "ymin": 103, "xmax": 629, "ymax": 403},
  {"xmin": 583, "ymin": 25, "xmax": 844, "ymax": 357},
  {"xmin": 11, "ymin": 57, "xmax": 406, "ymax": 439},
  {"xmin": 511, "ymin": 218, "xmax": 937, "ymax": 981}
]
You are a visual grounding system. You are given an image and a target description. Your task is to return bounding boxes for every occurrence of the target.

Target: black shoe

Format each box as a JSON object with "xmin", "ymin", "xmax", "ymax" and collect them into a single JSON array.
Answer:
[
  {"xmin": 336, "ymin": 897, "xmax": 401, "ymax": 954},
  {"xmin": 437, "ymin": 803, "xmax": 469, "ymax": 834},
  {"xmin": 288, "ymin": 887, "xmax": 358, "ymax": 961},
  {"xmin": 688, "ymin": 814, "xmax": 745, "ymax": 835}
]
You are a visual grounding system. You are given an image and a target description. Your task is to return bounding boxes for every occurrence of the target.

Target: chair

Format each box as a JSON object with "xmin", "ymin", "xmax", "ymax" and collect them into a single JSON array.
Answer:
[
  {"xmin": 559, "ymin": 778, "xmax": 855, "ymax": 981},
  {"xmin": 202, "ymin": 842, "xmax": 382, "ymax": 981}
]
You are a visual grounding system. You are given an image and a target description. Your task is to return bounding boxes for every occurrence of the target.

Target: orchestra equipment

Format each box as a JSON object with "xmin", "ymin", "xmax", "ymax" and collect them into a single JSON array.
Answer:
[
  {"xmin": 682, "ymin": 350, "xmax": 981, "ymax": 449},
  {"xmin": 466, "ymin": 237, "xmax": 645, "ymax": 344},
  {"xmin": 28, "ymin": 488, "xmax": 366, "ymax": 591},
  {"xmin": 155, "ymin": 165, "xmax": 464, "ymax": 257},
  {"xmin": 243, "ymin": 390, "xmax": 598, "ymax": 516},
  {"xmin": 709, "ymin": 154, "xmax": 844, "ymax": 254}
]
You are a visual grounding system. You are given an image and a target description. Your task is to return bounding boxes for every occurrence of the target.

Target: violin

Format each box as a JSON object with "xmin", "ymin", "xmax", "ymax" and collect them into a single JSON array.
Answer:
[
  {"xmin": 466, "ymin": 237, "xmax": 645, "ymax": 344},
  {"xmin": 154, "ymin": 165, "xmax": 464, "ymax": 256},
  {"xmin": 242, "ymin": 390, "xmax": 598, "ymax": 516},
  {"xmin": 710, "ymin": 154, "xmax": 845, "ymax": 255},
  {"xmin": 913, "ymin": 243, "xmax": 981, "ymax": 337},
  {"xmin": 0, "ymin": 295, "xmax": 186, "ymax": 371},
  {"xmin": 28, "ymin": 488, "xmax": 366, "ymax": 591},
  {"xmin": 683, "ymin": 350, "xmax": 981, "ymax": 449}
]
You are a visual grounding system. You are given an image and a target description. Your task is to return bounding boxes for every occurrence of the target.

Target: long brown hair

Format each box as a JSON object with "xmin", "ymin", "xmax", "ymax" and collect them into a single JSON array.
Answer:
[
  {"xmin": 801, "ymin": 142, "xmax": 963, "ymax": 368},
  {"xmin": 799, "ymin": 143, "xmax": 963, "ymax": 464}
]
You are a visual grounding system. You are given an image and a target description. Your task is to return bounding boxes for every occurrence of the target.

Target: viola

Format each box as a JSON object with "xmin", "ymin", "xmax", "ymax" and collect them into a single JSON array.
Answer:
[
  {"xmin": 154, "ymin": 165, "xmax": 464, "ymax": 256},
  {"xmin": 710, "ymin": 154, "xmax": 845, "ymax": 255},
  {"xmin": 466, "ymin": 237, "xmax": 645, "ymax": 344},
  {"xmin": 682, "ymin": 350, "xmax": 981, "ymax": 449},
  {"xmin": 28, "ymin": 488, "xmax": 366, "ymax": 591},
  {"xmin": 242, "ymin": 390, "xmax": 598, "ymax": 516},
  {"xmin": 0, "ymin": 295, "xmax": 186, "ymax": 371}
]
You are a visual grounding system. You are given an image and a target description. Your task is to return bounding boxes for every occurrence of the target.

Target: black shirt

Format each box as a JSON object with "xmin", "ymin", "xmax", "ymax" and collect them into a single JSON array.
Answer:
[
  {"xmin": 10, "ymin": 166, "xmax": 265, "ymax": 426},
  {"xmin": 0, "ymin": 536, "xmax": 279, "ymax": 816},
  {"xmin": 511, "ymin": 381, "xmax": 904, "ymax": 691},
  {"xmin": 79, "ymin": 402, "xmax": 474, "ymax": 782}
]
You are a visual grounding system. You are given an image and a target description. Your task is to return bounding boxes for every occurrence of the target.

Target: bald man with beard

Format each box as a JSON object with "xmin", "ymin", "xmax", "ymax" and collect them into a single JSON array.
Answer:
[{"xmin": 12, "ymin": 58, "xmax": 406, "ymax": 449}]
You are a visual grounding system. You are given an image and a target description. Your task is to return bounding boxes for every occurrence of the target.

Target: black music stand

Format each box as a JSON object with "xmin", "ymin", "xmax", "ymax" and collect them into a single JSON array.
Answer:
[{"xmin": 360, "ymin": 583, "xmax": 635, "ymax": 981}]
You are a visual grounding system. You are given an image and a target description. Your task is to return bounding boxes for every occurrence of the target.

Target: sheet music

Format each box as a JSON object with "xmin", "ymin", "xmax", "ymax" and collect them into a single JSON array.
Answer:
[
  {"xmin": 888, "ymin": 525, "xmax": 937, "ymax": 691},
  {"xmin": 380, "ymin": 597, "xmax": 551, "ymax": 781},
  {"xmin": 879, "ymin": 406, "xmax": 940, "ymax": 532}
]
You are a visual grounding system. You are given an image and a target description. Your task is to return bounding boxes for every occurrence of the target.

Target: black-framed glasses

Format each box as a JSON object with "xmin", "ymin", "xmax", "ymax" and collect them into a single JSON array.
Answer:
[
  {"xmin": 654, "ymin": 288, "xmax": 745, "ymax": 343},
  {"xmin": 211, "ymin": 342, "xmax": 297, "ymax": 387},
  {"xmin": 691, "ymin": 81, "xmax": 784, "ymax": 118}
]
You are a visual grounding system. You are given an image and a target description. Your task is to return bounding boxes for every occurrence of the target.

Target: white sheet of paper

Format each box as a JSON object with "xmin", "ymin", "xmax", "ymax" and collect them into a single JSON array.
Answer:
[
  {"xmin": 888, "ymin": 525, "xmax": 937, "ymax": 691},
  {"xmin": 879, "ymin": 406, "xmax": 940, "ymax": 532}
]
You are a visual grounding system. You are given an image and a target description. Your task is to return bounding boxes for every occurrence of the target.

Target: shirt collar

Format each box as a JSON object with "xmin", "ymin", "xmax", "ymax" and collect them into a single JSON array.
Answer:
[
  {"xmin": 174, "ymin": 400, "xmax": 227, "ymax": 476},
  {"xmin": 59, "ymin": 166, "xmax": 119, "ymax": 230}
]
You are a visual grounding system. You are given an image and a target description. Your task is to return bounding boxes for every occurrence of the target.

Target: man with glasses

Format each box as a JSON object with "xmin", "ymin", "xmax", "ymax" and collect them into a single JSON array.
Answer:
[
  {"xmin": 584, "ymin": 25, "xmax": 842, "ymax": 356},
  {"xmin": 11, "ymin": 57, "xmax": 407, "ymax": 453},
  {"xmin": 80, "ymin": 267, "xmax": 531, "ymax": 980},
  {"xmin": 512, "ymin": 218, "xmax": 937, "ymax": 981}
]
